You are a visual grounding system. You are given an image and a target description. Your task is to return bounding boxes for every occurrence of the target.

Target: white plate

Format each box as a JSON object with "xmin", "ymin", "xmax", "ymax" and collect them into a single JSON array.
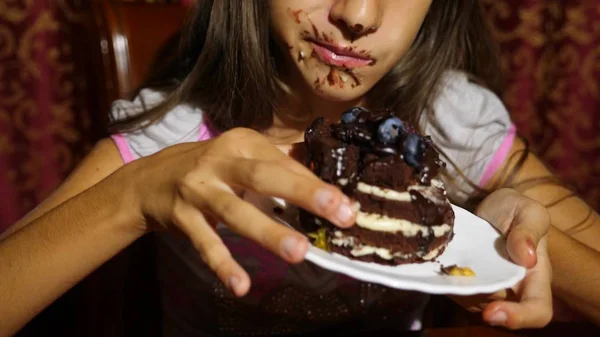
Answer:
[{"xmin": 272, "ymin": 200, "xmax": 526, "ymax": 296}]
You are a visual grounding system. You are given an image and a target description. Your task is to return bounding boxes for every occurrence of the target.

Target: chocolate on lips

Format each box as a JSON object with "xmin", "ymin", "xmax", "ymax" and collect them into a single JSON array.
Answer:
[{"xmin": 301, "ymin": 107, "xmax": 455, "ymax": 265}]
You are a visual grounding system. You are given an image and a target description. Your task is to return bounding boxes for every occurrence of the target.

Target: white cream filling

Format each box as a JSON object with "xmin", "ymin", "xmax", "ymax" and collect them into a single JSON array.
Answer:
[
  {"xmin": 355, "ymin": 212, "xmax": 451, "ymax": 237},
  {"xmin": 332, "ymin": 148, "xmax": 346, "ymax": 177},
  {"xmin": 334, "ymin": 179, "xmax": 451, "ymax": 236},
  {"xmin": 431, "ymin": 179, "xmax": 444, "ymax": 189},
  {"xmin": 351, "ymin": 245, "xmax": 412, "ymax": 260},
  {"xmin": 356, "ymin": 182, "xmax": 412, "ymax": 201},
  {"xmin": 331, "ymin": 232, "xmax": 447, "ymax": 261},
  {"xmin": 337, "ymin": 179, "xmax": 447, "ymax": 205},
  {"xmin": 431, "ymin": 224, "xmax": 453, "ymax": 237},
  {"xmin": 421, "ymin": 246, "xmax": 443, "ymax": 261}
]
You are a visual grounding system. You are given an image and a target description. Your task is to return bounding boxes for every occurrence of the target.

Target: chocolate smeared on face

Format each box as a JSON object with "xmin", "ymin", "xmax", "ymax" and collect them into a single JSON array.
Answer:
[
  {"xmin": 326, "ymin": 67, "xmax": 337, "ymax": 86},
  {"xmin": 310, "ymin": 20, "xmax": 319, "ymax": 38},
  {"xmin": 291, "ymin": 9, "xmax": 302, "ymax": 24},
  {"xmin": 321, "ymin": 31, "xmax": 332, "ymax": 43},
  {"xmin": 313, "ymin": 77, "xmax": 322, "ymax": 91}
]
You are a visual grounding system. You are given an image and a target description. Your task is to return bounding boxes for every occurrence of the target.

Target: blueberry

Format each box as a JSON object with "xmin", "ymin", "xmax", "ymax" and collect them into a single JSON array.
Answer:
[
  {"xmin": 377, "ymin": 117, "xmax": 405, "ymax": 145},
  {"xmin": 340, "ymin": 107, "xmax": 367, "ymax": 124},
  {"xmin": 403, "ymin": 134, "xmax": 426, "ymax": 168}
]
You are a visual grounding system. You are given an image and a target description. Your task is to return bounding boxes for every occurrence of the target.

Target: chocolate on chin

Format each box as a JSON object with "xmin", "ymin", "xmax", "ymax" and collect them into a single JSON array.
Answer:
[{"xmin": 299, "ymin": 107, "xmax": 455, "ymax": 265}]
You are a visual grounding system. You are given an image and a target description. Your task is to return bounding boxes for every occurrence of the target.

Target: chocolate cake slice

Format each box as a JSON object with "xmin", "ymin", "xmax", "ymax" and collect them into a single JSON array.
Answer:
[{"xmin": 300, "ymin": 107, "xmax": 455, "ymax": 265}]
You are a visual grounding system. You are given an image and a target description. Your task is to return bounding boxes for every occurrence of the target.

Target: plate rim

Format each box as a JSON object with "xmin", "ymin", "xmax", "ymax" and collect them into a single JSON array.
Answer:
[{"xmin": 300, "ymin": 204, "xmax": 527, "ymax": 295}]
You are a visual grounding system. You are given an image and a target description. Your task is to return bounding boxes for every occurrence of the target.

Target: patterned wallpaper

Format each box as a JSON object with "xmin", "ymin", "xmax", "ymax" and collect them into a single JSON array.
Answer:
[
  {"xmin": 0, "ymin": 1, "xmax": 94, "ymax": 226},
  {"xmin": 482, "ymin": 0, "xmax": 600, "ymax": 208}
]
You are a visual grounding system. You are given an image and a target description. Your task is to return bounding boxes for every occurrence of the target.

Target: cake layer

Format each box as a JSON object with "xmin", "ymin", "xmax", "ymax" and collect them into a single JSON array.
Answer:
[
  {"xmin": 349, "ymin": 182, "xmax": 453, "ymax": 227},
  {"xmin": 353, "ymin": 181, "xmax": 413, "ymax": 201},
  {"xmin": 305, "ymin": 118, "xmax": 360, "ymax": 183},
  {"xmin": 355, "ymin": 155, "xmax": 418, "ymax": 192},
  {"xmin": 329, "ymin": 232, "xmax": 451, "ymax": 265},
  {"xmin": 355, "ymin": 212, "xmax": 452, "ymax": 236},
  {"xmin": 345, "ymin": 179, "xmax": 447, "ymax": 203},
  {"xmin": 410, "ymin": 190, "xmax": 453, "ymax": 227},
  {"xmin": 353, "ymin": 193, "xmax": 421, "ymax": 223},
  {"xmin": 301, "ymin": 109, "xmax": 456, "ymax": 266},
  {"xmin": 299, "ymin": 207, "xmax": 452, "ymax": 241},
  {"xmin": 330, "ymin": 223, "xmax": 452, "ymax": 254},
  {"xmin": 329, "ymin": 243, "xmax": 450, "ymax": 265}
]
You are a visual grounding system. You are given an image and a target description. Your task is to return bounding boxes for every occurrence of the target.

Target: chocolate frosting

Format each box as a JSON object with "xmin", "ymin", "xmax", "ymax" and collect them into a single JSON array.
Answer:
[
  {"xmin": 300, "ymin": 108, "xmax": 455, "ymax": 265},
  {"xmin": 304, "ymin": 108, "xmax": 445, "ymax": 193}
]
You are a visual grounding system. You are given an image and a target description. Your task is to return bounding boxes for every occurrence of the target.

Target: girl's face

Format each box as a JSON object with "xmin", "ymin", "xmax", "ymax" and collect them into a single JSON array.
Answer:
[{"xmin": 270, "ymin": 0, "xmax": 432, "ymax": 103}]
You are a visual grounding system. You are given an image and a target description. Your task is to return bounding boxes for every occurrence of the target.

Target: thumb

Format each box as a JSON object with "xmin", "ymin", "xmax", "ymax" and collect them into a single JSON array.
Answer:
[{"xmin": 476, "ymin": 189, "xmax": 548, "ymax": 268}]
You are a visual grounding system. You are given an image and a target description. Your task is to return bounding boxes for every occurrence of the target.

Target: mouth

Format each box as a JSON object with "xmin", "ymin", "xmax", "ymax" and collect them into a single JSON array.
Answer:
[{"xmin": 307, "ymin": 38, "xmax": 375, "ymax": 69}]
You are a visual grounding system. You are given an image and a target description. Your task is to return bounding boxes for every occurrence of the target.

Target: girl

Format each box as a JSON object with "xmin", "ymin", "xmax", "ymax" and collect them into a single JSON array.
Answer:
[{"xmin": 2, "ymin": 0, "xmax": 599, "ymax": 335}]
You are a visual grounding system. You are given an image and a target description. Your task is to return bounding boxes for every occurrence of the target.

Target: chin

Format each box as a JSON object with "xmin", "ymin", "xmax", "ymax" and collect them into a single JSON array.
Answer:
[
  {"xmin": 303, "ymin": 69, "xmax": 374, "ymax": 102},
  {"xmin": 311, "ymin": 84, "xmax": 368, "ymax": 102}
]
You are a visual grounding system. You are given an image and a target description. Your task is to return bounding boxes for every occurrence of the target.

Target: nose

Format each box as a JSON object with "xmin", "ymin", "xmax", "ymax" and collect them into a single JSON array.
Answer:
[{"xmin": 330, "ymin": 0, "xmax": 381, "ymax": 39}]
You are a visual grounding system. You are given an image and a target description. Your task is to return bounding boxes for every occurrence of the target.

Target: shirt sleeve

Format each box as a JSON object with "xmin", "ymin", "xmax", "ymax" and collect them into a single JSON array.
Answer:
[
  {"xmin": 109, "ymin": 89, "xmax": 206, "ymax": 163},
  {"xmin": 421, "ymin": 71, "xmax": 516, "ymax": 203}
]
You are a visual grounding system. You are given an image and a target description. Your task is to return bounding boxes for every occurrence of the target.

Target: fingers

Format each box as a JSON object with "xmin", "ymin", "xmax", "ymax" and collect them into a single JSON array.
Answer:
[
  {"xmin": 476, "ymin": 188, "xmax": 549, "ymax": 268},
  {"xmin": 483, "ymin": 237, "xmax": 553, "ymax": 329},
  {"xmin": 226, "ymin": 159, "xmax": 356, "ymax": 228},
  {"xmin": 507, "ymin": 196, "xmax": 549, "ymax": 268},
  {"xmin": 450, "ymin": 290, "xmax": 511, "ymax": 313},
  {"xmin": 172, "ymin": 199, "xmax": 251, "ymax": 296},
  {"xmin": 203, "ymin": 189, "xmax": 309, "ymax": 264},
  {"xmin": 214, "ymin": 129, "xmax": 357, "ymax": 228},
  {"xmin": 216, "ymin": 128, "xmax": 357, "ymax": 227},
  {"xmin": 478, "ymin": 190, "xmax": 552, "ymax": 329},
  {"xmin": 449, "ymin": 294, "xmax": 493, "ymax": 313}
]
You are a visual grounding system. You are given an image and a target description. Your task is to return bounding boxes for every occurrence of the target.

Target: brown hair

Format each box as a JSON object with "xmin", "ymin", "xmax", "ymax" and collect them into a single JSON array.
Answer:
[{"xmin": 108, "ymin": 0, "xmax": 503, "ymax": 134}]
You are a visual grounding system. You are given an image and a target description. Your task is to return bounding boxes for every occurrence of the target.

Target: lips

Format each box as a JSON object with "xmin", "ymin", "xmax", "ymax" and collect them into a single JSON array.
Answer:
[{"xmin": 309, "ymin": 39, "xmax": 374, "ymax": 69}]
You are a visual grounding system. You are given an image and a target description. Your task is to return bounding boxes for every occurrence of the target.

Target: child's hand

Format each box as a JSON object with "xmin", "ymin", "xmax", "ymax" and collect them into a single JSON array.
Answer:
[
  {"xmin": 123, "ymin": 128, "xmax": 356, "ymax": 296},
  {"xmin": 452, "ymin": 189, "xmax": 553, "ymax": 329}
]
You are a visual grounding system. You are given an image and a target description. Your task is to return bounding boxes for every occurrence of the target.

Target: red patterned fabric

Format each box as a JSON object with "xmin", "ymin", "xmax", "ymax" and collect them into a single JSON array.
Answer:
[
  {"xmin": 481, "ymin": 0, "xmax": 600, "ymax": 210},
  {"xmin": 0, "ymin": 1, "xmax": 95, "ymax": 231},
  {"xmin": 0, "ymin": 1, "xmax": 187, "ymax": 232}
]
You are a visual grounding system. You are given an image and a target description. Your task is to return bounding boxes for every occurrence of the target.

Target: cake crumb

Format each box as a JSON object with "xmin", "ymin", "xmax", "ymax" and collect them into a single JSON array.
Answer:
[
  {"xmin": 440, "ymin": 264, "xmax": 475, "ymax": 277},
  {"xmin": 308, "ymin": 228, "xmax": 329, "ymax": 251}
]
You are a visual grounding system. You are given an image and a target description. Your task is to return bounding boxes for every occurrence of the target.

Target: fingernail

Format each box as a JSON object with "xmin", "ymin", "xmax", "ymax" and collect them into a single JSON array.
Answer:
[
  {"xmin": 489, "ymin": 310, "xmax": 507, "ymax": 326},
  {"xmin": 229, "ymin": 276, "xmax": 241, "ymax": 293},
  {"xmin": 526, "ymin": 239, "xmax": 536, "ymax": 257},
  {"xmin": 336, "ymin": 202, "xmax": 354, "ymax": 224},
  {"xmin": 281, "ymin": 236, "xmax": 300, "ymax": 259},
  {"xmin": 315, "ymin": 189, "xmax": 335, "ymax": 211}
]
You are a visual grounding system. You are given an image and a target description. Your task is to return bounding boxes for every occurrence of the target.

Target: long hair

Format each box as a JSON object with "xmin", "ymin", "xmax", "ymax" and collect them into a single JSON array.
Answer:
[{"xmin": 108, "ymin": 0, "xmax": 503, "ymax": 134}]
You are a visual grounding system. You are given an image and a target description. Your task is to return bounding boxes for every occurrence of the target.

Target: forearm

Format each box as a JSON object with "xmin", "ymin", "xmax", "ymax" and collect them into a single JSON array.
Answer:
[
  {"xmin": 0, "ymin": 181, "xmax": 144, "ymax": 337},
  {"xmin": 548, "ymin": 226, "xmax": 600, "ymax": 325}
]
